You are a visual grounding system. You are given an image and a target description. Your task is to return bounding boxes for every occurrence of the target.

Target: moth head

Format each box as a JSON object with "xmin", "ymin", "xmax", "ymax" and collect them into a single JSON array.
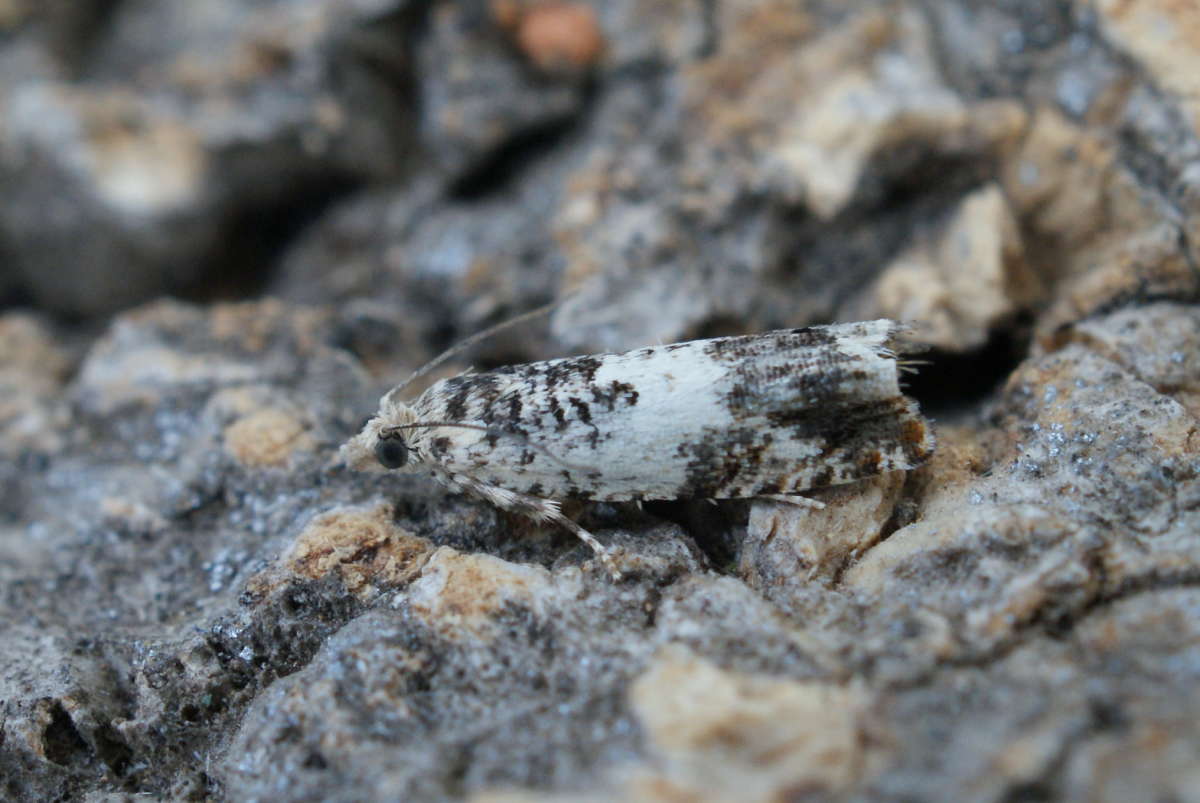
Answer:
[
  {"xmin": 336, "ymin": 395, "xmax": 420, "ymax": 473},
  {"xmin": 373, "ymin": 430, "xmax": 410, "ymax": 470}
]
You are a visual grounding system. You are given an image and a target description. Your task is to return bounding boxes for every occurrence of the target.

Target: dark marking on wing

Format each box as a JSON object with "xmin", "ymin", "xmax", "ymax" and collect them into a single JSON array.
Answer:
[
  {"xmin": 674, "ymin": 427, "xmax": 777, "ymax": 498},
  {"xmin": 549, "ymin": 397, "xmax": 568, "ymax": 431},
  {"xmin": 441, "ymin": 374, "xmax": 504, "ymax": 422},
  {"xmin": 665, "ymin": 396, "xmax": 929, "ymax": 498},
  {"xmin": 901, "ymin": 417, "xmax": 933, "ymax": 460},
  {"xmin": 703, "ymin": 328, "xmax": 839, "ymax": 364},
  {"xmin": 443, "ymin": 380, "xmax": 473, "ymax": 422},
  {"xmin": 567, "ymin": 397, "xmax": 592, "ymax": 424},
  {"xmin": 505, "ymin": 393, "xmax": 523, "ymax": 420},
  {"xmin": 858, "ymin": 449, "xmax": 883, "ymax": 474},
  {"xmin": 723, "ymin": 349, "xmax": 869, "ymax": 419},
  {"xmin": 786, "ymin": 326, "xmax": 839, "ymax": 345},
  {"xmin": 539, "ymin": 354, "xmax": 604, "ymax": 389}
]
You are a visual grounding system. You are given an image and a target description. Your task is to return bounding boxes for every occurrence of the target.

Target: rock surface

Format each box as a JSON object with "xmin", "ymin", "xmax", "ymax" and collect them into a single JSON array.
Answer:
[{"xmin": 2, "ymin": 1, "xmax": 1200, "ymax": 801}]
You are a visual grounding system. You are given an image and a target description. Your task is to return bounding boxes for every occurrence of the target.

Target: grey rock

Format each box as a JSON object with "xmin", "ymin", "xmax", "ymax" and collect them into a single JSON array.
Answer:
[{"xmin": 0, "ymin": 0, "xmax": 419, "ymax": 316}]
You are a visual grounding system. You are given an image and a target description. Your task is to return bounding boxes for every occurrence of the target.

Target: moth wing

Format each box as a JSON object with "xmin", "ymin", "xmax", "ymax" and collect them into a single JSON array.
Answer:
[{"xmin": 412, "ymin": 321, "xmax": 933, "ymax": 501}]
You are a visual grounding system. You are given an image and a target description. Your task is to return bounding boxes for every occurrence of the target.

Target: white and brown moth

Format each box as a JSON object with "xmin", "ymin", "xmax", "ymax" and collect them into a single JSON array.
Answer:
[{"xmin": 339, "ymin": 317, "xmax": 934, "ymax": 578}]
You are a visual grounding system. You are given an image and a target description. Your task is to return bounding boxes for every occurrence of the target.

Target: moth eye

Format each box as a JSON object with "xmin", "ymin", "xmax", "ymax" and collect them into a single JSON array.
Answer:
[{"xmin": 374, "ymin": 436, "xmax": 409, "ymax": 469}]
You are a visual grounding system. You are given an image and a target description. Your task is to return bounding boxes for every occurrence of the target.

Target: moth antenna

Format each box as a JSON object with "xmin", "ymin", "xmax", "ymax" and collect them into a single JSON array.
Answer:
[
  {"xmin": 392, "ymin": 295, "xmax": 572, "ymax": 398},
  {"xmin": 899, "ymin": 358, "xmax": 931, "ymax": 375},
  {"xmin": 387, "ymin": 421, "xmax": 594, "ymax": 473}
]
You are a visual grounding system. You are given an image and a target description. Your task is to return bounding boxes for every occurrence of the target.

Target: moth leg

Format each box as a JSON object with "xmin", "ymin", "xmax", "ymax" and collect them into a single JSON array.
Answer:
[
  {"xmin": 449, "ymin": 474, "xmax": 624, "ymax": 580},
  {"xmin": 533, "ymin": 504, "xmax": 624, "ymax": 581},
  {"xmin": 758, "ymin": 494, "xmax": 826, "ymax": 510}
]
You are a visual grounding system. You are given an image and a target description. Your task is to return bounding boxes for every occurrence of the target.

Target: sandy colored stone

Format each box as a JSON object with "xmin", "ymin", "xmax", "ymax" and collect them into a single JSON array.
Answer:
[
  {"xmin": 74, "ymin": 88, "xmax": 206, "ymax": 215},
  {"xmin": 98, "ymin": 497, "xmax": 169, "ymax": 537},
  {"xmin": 75, "ymin": 302, "xmax": 267, "ymax": 414},
  {"xmin": 1039, "ymin": 222, "xmax": 1198, "ymax": 337},
  {"xmin": 208, "ymin": 299, "xmax": 327, "ymax": 354},
  {"xmin": 72, "ymin": 298, "xmax": 347, "ymax": 416},
  {"xmin": 0, "ymin": 0, "xmax": 422, "ymax": 316},
  {"xmin": 0, "ymin": 313, "xmax": 71, "ymax": 455},
  {"xmin": 1001, "ymin": 108, "xmax": 1116, "ymax": 246},
  {"xmin": 693, "ymin": 7, "xmax": 933, "ymax": 218},
  {"xmin": 223, "ymin": 407, "xmax": 315, "ymax": 468},
  {"xmin": 838, "ymin": 423, "xmax": 1000, "ymax": 593},
  {"xmin": 859, "ymin": 183, "xmax": 1038, "ymax": 350},
  {"xmin": 0, "ymin": 313, "xmax": 71, "ymax": 389},
  {"xmin": 627, "ymin": 648, "xmax": 865, "ymax": 802},
  {"xmin": 407, "ymin": 547, "xmax": 562, "ymax": 638},
  {"xmin": 686, "ymin": 7, "xmax": 1024, "ymax": 220},
  {"xmin": 549, "ymin": 5, "xmax": 1026, "ymax": 353},
  {"xmin": 279, "ymin": 505, "xmax": 432, "ymax": 595},
  {"xmin": 1091, "ymin": 0, "xmax": 1200, "ymax": 134},
  {"xmin": 741, "ymin": 471, "xmax": 905, "ymax": 588},
  {"xmin": 999, "ymin": 109, "xmax": 1197, "ymax": 334}
]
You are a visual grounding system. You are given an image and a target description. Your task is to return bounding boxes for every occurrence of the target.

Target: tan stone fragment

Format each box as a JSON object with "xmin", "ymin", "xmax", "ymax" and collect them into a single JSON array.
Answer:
[
  {"xmin": 1039, "ymin": 222, "xmax": 1196, "ymax": 337},
  {"xmin": 75, "ymin": 300, "xmax": 330, "ymax": 414},
  {"xmin": 686, "ymin": 7, "xmax": 1025, "ymax": 219},
  {"xmin": 407, "ymin": 548, "xmax": 558, "ymax": 638},
  {"xmin": 999, "ymin": 109, "xmax": 1197, "ymax": 334},
  {"xmin": 280, "ymin": 505, "xmax": 431, "ymax": 595},
  {"xmin": 1001, "ymin": 108, "xmax": 1115, "ymax": 246},
  {"xmin": 741, "ymin": 472, "xmax": 905, "ymax": 587},
  {"xmin": 1091, "ymin": 0, "xmax": 1200, "ymax": 134},
  {"xmin": 0, "ymin": 313, "xmax": 71, "ymax": 455},
  {"xmin": 860, "ymin": 183, "xmax": 1038, "ymax": 351},
  {"xmin": 626, "ymin": 648, "xmax": 866, "ymax": 802},
  {"xmin": 223, "ymin": 407, "xmax": 315, "ymax": 468}
]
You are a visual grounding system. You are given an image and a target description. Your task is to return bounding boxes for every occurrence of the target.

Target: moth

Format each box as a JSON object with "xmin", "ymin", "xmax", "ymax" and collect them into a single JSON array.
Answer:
[{"xmin": 339, "ymin": 314, "xmax": 934, "ymax": 579}]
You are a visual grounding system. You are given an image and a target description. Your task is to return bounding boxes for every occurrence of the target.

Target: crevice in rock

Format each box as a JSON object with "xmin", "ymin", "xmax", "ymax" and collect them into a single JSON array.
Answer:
[
  {"xmin": 889, "ymin": 568, "xmax": 1200, "ymax": 698},
  {"xmin": 447, "ymin": 110, "xmax": 587, "ymax": 201},
  {"xmin": 696, "ymin": 0, "xmax": 721, "ymax": 59},
  {"xmin": 643, "ymin": 499, "xmax": 746, "ymax": 574},
  {"xmin": 905, "ymin": 320, "xmax": 1032, "ymax": 417},
  {"xmin": 179, "ymin": 173, "xmax": 363, "ymax": 305},
  {"xmin": 790, "ymin": 166, "xmax": 1000, "ymax": 316},
  {"xmin": 91, "ymin": 720, "xmax": 133, "ymax": 776},
  {"xmin": 1067, "ymin": 568, "xmax": 1200, "ymax": 633},
  {"xmin": 996, "ymin": 679, "xmax": 1132, "ymax": 803},
  {"xmin": 41, "ymin": 700, "xmax": 90, "ymax": 767},
  {"xmin": 46, "ymin": 0, "xmax": 125, "ymax": 77}
]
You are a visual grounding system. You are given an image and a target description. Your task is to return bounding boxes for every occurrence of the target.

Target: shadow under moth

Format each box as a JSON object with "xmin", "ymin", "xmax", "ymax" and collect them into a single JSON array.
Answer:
[{"xmin": 339, "ymin": 312, "xmax": 934, "ymax": 579}]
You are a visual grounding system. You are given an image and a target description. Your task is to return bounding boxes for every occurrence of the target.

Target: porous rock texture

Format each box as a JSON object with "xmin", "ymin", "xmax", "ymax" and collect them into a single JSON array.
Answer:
[{"xmin": 2, "ymin": 1, "xmax": 1200, "ymax": 801}]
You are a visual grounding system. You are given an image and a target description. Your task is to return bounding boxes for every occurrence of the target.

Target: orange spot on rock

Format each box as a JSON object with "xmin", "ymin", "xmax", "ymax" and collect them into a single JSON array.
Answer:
[{"xmin": 516, "ymin": 3, "xmax": 604, "ymax": 72}]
